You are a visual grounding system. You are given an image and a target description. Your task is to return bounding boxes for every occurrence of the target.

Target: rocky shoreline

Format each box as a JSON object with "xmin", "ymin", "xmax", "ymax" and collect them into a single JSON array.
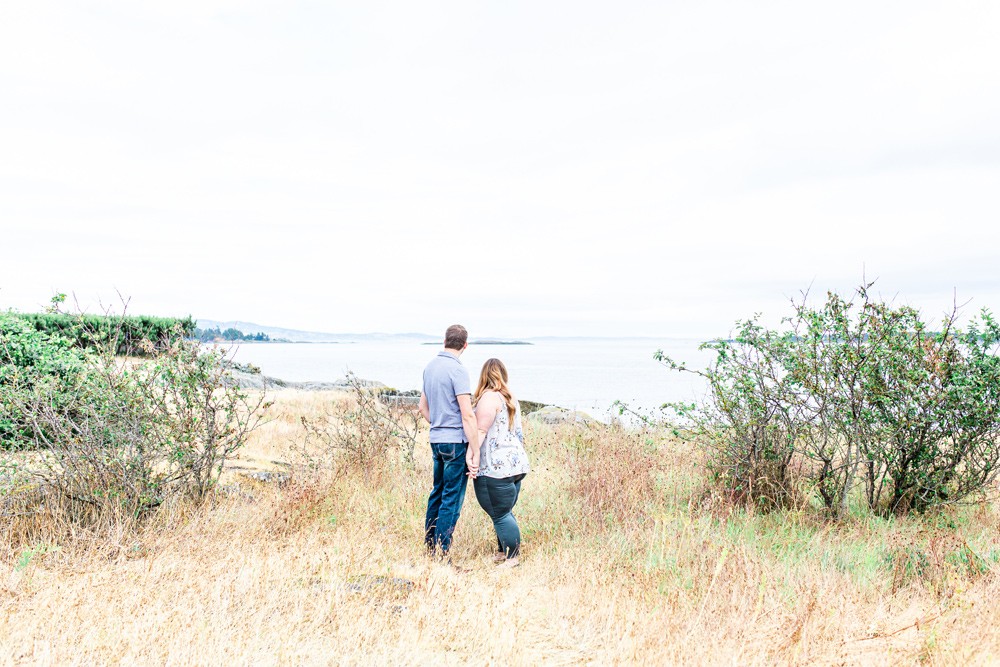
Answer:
[{"xmin": 225, "ymin": 364, "xmax": 386, "ymax": 392}]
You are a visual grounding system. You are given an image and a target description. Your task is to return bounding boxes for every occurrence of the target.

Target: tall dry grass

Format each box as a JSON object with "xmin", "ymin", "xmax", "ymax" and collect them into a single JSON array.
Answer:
[{"xmin": 3, "ymin": 390, "xmax": 1000, "ymax": 665}]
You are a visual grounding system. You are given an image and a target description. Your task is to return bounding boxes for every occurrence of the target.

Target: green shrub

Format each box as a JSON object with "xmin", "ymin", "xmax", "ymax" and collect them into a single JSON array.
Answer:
[
  {"xmin": 1, "ymin": 313, "xmax": 268, "ymax": 534},
  {"xmin": 663, "ymin": 282, "xmax": 1000, "ymax": 517},
  {"xmin": 0, "ymin": 313, "xmax": 90, "ymax": 450},
  {"xmin": 13, "ymin": 313, "xmax": 195, "ymax": 355}
]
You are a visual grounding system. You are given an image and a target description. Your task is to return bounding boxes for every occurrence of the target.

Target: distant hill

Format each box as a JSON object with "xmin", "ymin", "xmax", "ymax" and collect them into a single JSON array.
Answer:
[{"xmin": 196, "ymin": 320, "xmax": 439, "ymax": 344}]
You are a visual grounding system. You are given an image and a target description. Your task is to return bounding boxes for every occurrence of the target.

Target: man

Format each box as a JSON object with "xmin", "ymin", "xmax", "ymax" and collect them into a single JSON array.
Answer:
[{"xmin": 419, "ymin": 324, "xmax": 480, "ymax": 558}]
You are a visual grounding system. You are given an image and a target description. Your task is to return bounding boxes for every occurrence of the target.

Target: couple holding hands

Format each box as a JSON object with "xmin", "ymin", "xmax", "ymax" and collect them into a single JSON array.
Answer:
[{"xmin": 418, "ymin": 324, "xmax": 530, "ymax": 568}]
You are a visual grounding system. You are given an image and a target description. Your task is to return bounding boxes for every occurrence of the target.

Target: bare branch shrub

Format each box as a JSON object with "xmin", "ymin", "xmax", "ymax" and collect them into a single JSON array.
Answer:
[{"xmin": 295, "ymin": 371, "xmax": 420, "ymax": 480}]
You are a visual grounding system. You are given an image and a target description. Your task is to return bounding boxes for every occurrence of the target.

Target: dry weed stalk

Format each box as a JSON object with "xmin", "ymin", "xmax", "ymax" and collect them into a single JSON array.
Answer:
[{"xmin": 562, "ymin": 422, "xmax": 662, "ymax": 526}]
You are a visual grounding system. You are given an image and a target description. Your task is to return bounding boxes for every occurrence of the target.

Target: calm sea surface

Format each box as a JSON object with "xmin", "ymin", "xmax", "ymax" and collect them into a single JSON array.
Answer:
[{"xmin": 230, "ymin": 338, "xmax": 715, "ymax": 421}]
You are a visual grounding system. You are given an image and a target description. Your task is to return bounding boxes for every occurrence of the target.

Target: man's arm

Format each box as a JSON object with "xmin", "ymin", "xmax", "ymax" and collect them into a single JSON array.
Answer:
[
  {"xmin": 457, "ymin": 394, "xmax": 480, "ymax": 476},
  {"xmin": 418, "ymin": 393, "xmax": 430, "ymax": 422}
]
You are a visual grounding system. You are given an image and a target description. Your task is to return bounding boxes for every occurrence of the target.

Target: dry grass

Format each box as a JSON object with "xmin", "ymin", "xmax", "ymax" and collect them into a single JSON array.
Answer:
[{"xmin": 3, "ymin": 391, "xmax": 1000, "ymax": 665}]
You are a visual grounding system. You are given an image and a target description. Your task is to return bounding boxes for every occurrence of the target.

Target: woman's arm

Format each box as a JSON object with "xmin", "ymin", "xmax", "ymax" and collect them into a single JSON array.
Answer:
[{"xmin": 475, "ymin": 392, "xmax": 502, "ymax": 437}]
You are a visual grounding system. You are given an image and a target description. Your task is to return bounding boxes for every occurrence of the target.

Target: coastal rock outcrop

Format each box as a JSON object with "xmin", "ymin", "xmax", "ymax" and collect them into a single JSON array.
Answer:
[
  {"xmin": 518, "ymin": 399, "xmax": 546, "ymax": 415},
  {"xmin": 524, "ymin": 406, "xmax": 597, "ymax": 426}
]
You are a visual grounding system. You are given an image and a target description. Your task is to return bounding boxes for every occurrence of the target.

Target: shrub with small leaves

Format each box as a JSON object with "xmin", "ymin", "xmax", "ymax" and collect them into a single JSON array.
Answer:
[
  {"xmin": 0, "ymin": 313, "xmax": 90, "ymax": 450},
  {"xmin": 1, "ymin": 313, "xmax": 268, "ymax": 534},
  {"xmin": 662, "ymin": 282, "xmax": 1000, "ymax": 517}
]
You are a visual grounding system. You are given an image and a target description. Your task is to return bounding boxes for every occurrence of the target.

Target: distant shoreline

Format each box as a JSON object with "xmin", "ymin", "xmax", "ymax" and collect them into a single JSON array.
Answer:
[
  {"xmin": 420, "ymin": 340, "xmax": 533, "ymax": 346},
  {"xmin": 197, "ymin": 321, "xmax": 702, "ymax": 344},
  {"xmin": 196, "ymin": 340, "xmax": 357, "ymax": 345},
  {"xmin": 204, "ymin": 340, "xmax": 539, "ymax": 346},
  {"xmin": 206, "ymin": 340, "xmax": 356, "ymax": 344}
]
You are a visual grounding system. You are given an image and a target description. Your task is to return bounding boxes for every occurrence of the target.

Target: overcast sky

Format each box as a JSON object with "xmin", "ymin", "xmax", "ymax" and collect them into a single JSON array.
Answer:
[{"xmin": 2, "ymin": 1, "xmax": 998, "ymax": 338}]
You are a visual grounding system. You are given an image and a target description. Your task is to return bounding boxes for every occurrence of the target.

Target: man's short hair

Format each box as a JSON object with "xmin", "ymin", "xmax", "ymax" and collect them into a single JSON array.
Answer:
[{"xmin": 444, "ymin": 324, "xmax": 468, "ymax": 350}]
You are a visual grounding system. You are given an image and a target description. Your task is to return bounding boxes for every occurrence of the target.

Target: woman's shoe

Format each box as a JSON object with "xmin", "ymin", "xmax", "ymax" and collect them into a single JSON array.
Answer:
[{"xmin": 496, "ymin": 557, "xmax": 520, "ymax": 570}]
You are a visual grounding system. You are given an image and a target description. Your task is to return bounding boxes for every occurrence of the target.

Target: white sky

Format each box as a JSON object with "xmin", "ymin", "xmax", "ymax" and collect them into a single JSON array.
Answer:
[{"xmin": 2, "ymin": 1, "xmax": 999, "ymax": 338}]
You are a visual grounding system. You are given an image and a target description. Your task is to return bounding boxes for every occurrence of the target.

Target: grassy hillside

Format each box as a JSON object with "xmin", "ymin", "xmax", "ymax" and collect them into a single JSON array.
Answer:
[{"xmin": 3, "ymin": 391, "xmax": 1000, "ymax": 664}]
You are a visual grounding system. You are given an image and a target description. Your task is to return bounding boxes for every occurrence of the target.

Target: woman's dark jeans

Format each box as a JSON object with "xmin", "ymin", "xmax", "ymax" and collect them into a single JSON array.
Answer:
[
  {"xmin": 473, "ymin": 473, "xmax": 526, "ymax": 559},
  {"xmin": 424, "ymin": 442, "xmax": 469, "ymax": 554}
]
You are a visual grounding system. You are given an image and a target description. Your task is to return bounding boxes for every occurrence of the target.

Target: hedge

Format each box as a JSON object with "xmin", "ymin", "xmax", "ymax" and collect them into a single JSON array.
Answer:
[{"xmin": 13, "ymin": 313, "xmax": 195, "ymax": 355}]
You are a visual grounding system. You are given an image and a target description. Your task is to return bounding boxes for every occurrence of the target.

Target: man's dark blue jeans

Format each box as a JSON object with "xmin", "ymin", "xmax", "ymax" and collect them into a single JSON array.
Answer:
[{"xmin": 424, "ymin": 442, "xmax": 469, "ymax": 555}]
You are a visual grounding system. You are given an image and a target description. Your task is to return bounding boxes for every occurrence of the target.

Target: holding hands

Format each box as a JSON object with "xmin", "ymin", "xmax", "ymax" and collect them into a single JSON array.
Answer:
[
  {"xmin": 467, "ymin": 428, "xmax": 486, "ymax": 478},
  {"xmin": 466, "ymin": 447, "xmax": 479, "ymax": 479}
]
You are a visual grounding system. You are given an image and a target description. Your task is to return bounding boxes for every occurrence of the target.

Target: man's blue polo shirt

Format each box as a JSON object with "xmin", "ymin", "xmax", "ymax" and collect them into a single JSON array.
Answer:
[{"xmin": 423, "ymin": 350, "xmax": 471, "ymax": 444}]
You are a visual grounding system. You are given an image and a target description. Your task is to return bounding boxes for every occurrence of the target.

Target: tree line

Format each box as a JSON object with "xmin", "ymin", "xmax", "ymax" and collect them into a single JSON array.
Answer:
[{"xmin": 193, "ymin": 326, "xmax": 272, "ymax": 342}]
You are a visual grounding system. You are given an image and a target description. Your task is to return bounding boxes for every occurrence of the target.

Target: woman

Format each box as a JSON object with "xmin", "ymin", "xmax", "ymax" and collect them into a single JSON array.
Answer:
[{"xmin": 471, "ymin": 358, "xmax": 530, "ymax": 568}]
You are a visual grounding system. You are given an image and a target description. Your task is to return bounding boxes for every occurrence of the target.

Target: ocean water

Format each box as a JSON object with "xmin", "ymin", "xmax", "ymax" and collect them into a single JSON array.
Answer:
[{"xmin": 229, "ymin": 338, "xmax": 716, "ymax": 421}]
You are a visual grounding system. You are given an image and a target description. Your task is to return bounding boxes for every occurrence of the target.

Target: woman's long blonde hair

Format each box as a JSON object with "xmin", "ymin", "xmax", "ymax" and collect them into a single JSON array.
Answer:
[{"xmin": 473, "ymin": 358, "xmax": 517, "ymax": 430}]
